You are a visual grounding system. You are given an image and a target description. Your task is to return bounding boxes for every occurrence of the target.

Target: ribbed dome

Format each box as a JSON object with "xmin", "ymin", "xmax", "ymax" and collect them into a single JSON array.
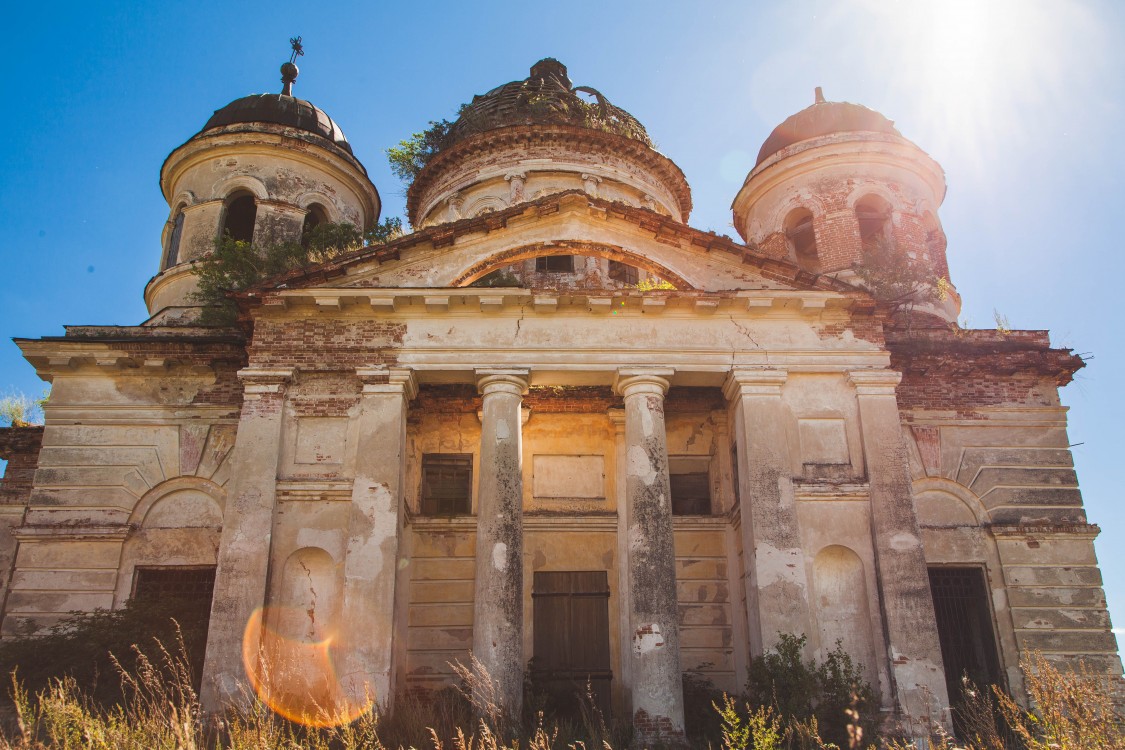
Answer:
[
  {"xmin": 202, "ymin": 94, "xmax": 354, "ymax": 154},
  {"xmin": 444, "ymin": 58, "xmax": 651, "ymax": 149},
  {"xmin": 756, "ymin": 96, "xmax": 900, "ymax": 167}
]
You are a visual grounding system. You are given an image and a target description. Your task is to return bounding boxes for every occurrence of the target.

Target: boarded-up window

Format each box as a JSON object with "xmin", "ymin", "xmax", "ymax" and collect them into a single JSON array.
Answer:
[
  {"xmin": 532, "ymin": 571, "xmax": 612, "ymax": 719},
  {"xmin": 670, "ymin": 472, "xmax": 711, "ymax": 515},
  {"xmin": 535, "ymin": 255, "xmax": 574, "ymax": 273},
  {"xmin": 420, "ymin": 453, "xmax": 473, "ymax": 515},
  {"xmin": 608, "ymin": 260, "xmax": 639, "ymax": 284}
]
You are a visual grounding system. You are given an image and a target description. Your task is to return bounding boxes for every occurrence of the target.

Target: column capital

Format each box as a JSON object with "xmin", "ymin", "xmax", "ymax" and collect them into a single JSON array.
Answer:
[
  {"xmin": 237, "ymin": 367, "xmax": 294, "ymax": 394},
  {"xmin": 504, "ymin": 171, "xmax": 527, "ymax": 182},
  {"xmin": 357, "ymin": 366, "xmax": 418, "ymax": 400},
  {"xmin": 721, "ymin": 367, "xmax": 787, "ymax": 400},
  {"xmin": 847, "ymin": 369, "xmax": 902, "ymax": 396},
  {"xmin": 476, "ymin": 368, "xmax": 530, "ymax": 397},
  {"xmin": 607, "ymin": 407, "xmax": 626, "ymax": 430},
  {"xmin": 614, "ymin": 368, "xmax": 673, "ymax": 398}
]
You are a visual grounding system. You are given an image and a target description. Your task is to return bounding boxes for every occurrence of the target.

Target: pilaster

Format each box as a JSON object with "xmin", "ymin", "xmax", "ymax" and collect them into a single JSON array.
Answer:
[
  {"xmin": 200, "ymin": 367, "xmax": 293, "ymax": 713},
  {"xmin": 337, "ymin": 367, "xmax": 417, "ymax": 708},
  {"xmin": 848, "ymin": 369, "xmax": 951, "ymax": 732},
  {"xmin": 722, "ymin": 367, "xmax": 812, "ymax": 655}
]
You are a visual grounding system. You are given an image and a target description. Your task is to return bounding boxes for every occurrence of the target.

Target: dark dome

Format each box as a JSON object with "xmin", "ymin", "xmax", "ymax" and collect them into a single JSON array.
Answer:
[
  {"xmin": 756, "ymin": 95, "xmax": 900, "ymax": 167},
  {"xmin": 202, "ymin": 94, "xmax": 354, "ymax": 154},
  {"xmin": 444, "ymin": 58, "xmax": 652, "ymax": 148}
]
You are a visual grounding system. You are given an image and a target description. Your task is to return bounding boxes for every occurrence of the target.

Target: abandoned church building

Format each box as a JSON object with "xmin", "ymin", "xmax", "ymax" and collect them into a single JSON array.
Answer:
[{"xmin": 0, "ymin": 56, "xmax": 1119, "ymax": 739}]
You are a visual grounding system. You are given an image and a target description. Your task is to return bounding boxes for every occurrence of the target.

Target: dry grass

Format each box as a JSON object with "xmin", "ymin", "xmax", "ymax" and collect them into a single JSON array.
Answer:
[{"xmin": 0, "ymin": 642, "xmax": 1118, "ymax": 750}]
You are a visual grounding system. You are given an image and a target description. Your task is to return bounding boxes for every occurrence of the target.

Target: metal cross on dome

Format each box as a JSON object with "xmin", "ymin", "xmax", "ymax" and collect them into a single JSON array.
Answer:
[{"xmin": 289, "ymin": 36, "xmax": 304, "ymax": 64}]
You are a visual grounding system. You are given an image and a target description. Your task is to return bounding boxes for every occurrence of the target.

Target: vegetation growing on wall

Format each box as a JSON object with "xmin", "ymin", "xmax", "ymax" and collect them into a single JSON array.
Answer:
[
  {"xmin": 851, "ymin": 236, "xmax": 948, "ymax": 319},
  {"xmin": 386, "ymin": 84, "xmax": 650, "ymax": 188},
  {"xmin": 0, "ymin": 390, "xmax": 49, "ymax": 428},
  {"xmin": 191, "ymin": 218, "xmax": 403, "ymax": 326}
]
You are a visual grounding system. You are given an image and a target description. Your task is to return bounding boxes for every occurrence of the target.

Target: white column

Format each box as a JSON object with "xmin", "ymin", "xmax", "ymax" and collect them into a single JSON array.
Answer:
[
  {"xmin": 472, "ymin": 369, "xmax": 529, "ymax": 720},
  {"xmin": 608, "ymin": 407, "xmax": 632, "ymax": 717},
  {"xmin": 616, "ymin": 368, "xmax": 685, "ymax": 742},
  {"xmin": 849, "ymin": 370, "xmax": 950, "ymax": 732},
  {"xmin": 200, "ymin": 367, "xmax": 293, "ymax": 712},
  {"xmin": 722, "ymin": 368, "xmax": 813, "ymax": 655},
  {"xmin": 337, "ymin": 367, "xmax": 417, "ymax": 708}
]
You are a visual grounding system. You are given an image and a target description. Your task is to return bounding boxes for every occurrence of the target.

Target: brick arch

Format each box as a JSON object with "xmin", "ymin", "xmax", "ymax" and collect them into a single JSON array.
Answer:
[{"xmin": 450, "ymin": 241, "xmax": 696, "ymax": 290}]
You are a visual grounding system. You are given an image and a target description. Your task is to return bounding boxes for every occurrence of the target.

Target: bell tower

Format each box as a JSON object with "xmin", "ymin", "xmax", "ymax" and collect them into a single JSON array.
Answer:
[
  {"xmin": 147, "ymin": 39, "xmax": 380, "ymax": 321},
  {"xmin": 732, "ymin": 89, "xmax": 958, "ymax": 322}
]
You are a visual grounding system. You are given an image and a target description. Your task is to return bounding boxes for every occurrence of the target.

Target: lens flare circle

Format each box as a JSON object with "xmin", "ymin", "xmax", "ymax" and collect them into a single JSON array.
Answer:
[{"xmin": 242, "ymin": 606, "xmax": 374, "ymax": 727}]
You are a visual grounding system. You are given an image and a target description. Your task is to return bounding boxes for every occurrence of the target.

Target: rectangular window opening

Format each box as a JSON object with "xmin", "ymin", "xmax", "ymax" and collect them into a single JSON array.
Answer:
[
  {"xmin": 535, "ymin": 255, "xmax": 575, "ymax": 273},
  {"xmin": 670, "ymin": 471, "xmax": 711, "ymax": 516},
  {"xmin": 608, "ymin": 260, "xmax": 639, "ymax": 284},
  {"xmin": 420, "ymin": 453, "xmax": 473, "ymax": 516}
]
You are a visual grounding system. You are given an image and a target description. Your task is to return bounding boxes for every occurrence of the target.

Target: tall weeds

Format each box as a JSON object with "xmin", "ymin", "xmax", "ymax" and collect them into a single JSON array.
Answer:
[{"xmin": 0, "ymin": 643, "xmax": 1119, "ymax": 749}]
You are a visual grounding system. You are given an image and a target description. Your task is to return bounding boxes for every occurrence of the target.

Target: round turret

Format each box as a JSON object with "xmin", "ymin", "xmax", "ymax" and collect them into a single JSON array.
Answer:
[
  {"xmin": 732, "ymin": 89, "xmax": 958, "ymax": 322},
  {"xmin": 406, "ymin": 59, "xmax": 691, "ymax": 228},
  {"xmin": 146, "ymin": 53, "xmax": 380, "ymax": 320}
]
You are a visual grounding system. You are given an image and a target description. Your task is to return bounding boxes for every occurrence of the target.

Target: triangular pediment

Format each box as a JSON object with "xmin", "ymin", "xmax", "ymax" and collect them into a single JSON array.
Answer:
[{"xmin": 263, "ymin": 191, "xmax": 857, "ymax": 296}]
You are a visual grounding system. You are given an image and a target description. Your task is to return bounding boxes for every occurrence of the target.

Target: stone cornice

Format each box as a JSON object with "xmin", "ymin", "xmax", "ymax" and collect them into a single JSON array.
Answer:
[
  {"xmin": 249, "ymin": 191, "xmax": 860, "ymax": 297},
  {"xmin": 13, "ymin": 524, "xmax": 131, "ymax": 542}
]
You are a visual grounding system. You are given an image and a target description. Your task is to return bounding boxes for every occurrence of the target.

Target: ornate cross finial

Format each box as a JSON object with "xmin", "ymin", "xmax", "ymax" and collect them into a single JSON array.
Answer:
[{"xmin": 281, "ymin": 37, "xmax": 303, "ymax": 96}]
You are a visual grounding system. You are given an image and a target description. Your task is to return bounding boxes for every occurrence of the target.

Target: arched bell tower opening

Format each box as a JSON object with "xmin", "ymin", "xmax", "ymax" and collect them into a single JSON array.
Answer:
[{"xmin": 221, "ymin": 192, "xmax": 258, "ymax": 243}]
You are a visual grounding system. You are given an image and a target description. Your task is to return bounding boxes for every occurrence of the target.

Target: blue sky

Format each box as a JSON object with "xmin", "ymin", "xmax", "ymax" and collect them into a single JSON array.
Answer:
[{"xmin": 1, "ymin": 1, "xmax": 1123, "ymax": 648}]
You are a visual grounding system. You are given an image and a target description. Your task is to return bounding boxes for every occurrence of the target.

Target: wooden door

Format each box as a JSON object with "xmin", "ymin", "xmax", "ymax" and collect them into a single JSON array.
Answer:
[{"xmin": 532, "ymin": 571, "xmax": 612, "ymax": 720}]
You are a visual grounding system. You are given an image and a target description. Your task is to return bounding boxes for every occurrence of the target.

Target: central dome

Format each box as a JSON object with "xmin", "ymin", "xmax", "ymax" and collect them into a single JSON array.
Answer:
[
  {"xmin": 444, "ymin": 58, "xmax": 652, "ymax": 149},
  {"xmin": 406, "ymin": 58, "xmax": 690, "ymax": 227}
]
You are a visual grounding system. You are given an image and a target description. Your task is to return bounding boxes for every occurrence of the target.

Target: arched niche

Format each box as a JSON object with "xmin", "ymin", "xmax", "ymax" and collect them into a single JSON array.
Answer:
[
  {"xmin": 812, "ymin": 545, "xmax": 878, "ymax": 687},
  {"xmin": 115, "ymin": 478, "xmax": 225, "ymax": 605},
  {"xmin": 912, "ymin": 478, "xmax": 987, "ymax": 528},
  {"xmin": 272, "ymin": 547, "xmax": 341, "ymax": 644}
]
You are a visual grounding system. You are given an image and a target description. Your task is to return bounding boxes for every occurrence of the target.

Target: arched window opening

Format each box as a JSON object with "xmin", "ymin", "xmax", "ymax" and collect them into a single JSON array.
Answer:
[
  {"xmin": 222, "ymin": 192, "xmax": 257, "ymax": 243},
  {"xmin": 163, "ymin": 210, "xmax": 185, "ymax": 270},
  {"xmin": 855, "ymin": 195, "xmax": 892, "ymax": 252},
  {"xmin": 301, "ymin": 203, "xmax": 329, "ymax": 245},
  {"xmin": 784, "ymin": 208, "xmax": 818, "ymax": 270}
]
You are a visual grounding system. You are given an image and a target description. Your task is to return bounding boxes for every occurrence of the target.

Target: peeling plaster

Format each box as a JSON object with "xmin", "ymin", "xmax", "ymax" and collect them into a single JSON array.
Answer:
[
  {"xmin": 634, "ymin": 623, "xmax": 665, "ymax": 654},
  {"xmin": 627, "ymin": 445, "xmax": 657, "ymax": 485},
  {"xmin": 492, "ymin": 542, "xmax": 508, "ymax": 571}
]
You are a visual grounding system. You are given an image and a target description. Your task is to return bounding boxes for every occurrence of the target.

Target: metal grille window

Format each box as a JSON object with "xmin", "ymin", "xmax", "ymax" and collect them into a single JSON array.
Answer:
[
  {"xmin": 608, "ymin": 260, "xmax": 638, "ymax": 284},
  {"xmin": 535, "ymin": 255, "xmax": 575, "ymax": 273},
  {"xmin": 670, "ymin": 471, "xmax": 711, "ymax": 515},
  {"xmin": 928, "ymin": 567, "xmax": 1003, "ymax": 709},
  {"xmin": 420, "ymin": 453, "xmax": 473, "ymax": 516},
  {"xmin": 133, "ymin": 567, "xmax": 216, "ymax": 602}
]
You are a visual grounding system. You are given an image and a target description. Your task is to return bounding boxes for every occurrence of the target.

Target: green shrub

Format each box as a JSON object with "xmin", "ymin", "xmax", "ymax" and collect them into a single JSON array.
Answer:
[
  {"xmin": 191, "ymin": 218, "xmax": 403, "ymax": 326},
  {"xmin": 745, "ymin": 633, "xmax": 876, "ymax": 749},
  {"xmin": 0, "ymin": 597, "xmax": 209, "ymax": 710}
]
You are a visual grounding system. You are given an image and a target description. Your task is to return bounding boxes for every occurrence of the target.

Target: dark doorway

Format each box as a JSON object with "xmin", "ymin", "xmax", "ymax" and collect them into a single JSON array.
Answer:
[
  {"xmin": 133, "ymin": 566, "xmax": 217, "ymax": 690},
  {"xmin": 928, "ymin": 567, "xmax": 1003, "ymax": 733},
  {"xmin": 532, "ymin": 571, "xmax": 612, "ymax": 721}
]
